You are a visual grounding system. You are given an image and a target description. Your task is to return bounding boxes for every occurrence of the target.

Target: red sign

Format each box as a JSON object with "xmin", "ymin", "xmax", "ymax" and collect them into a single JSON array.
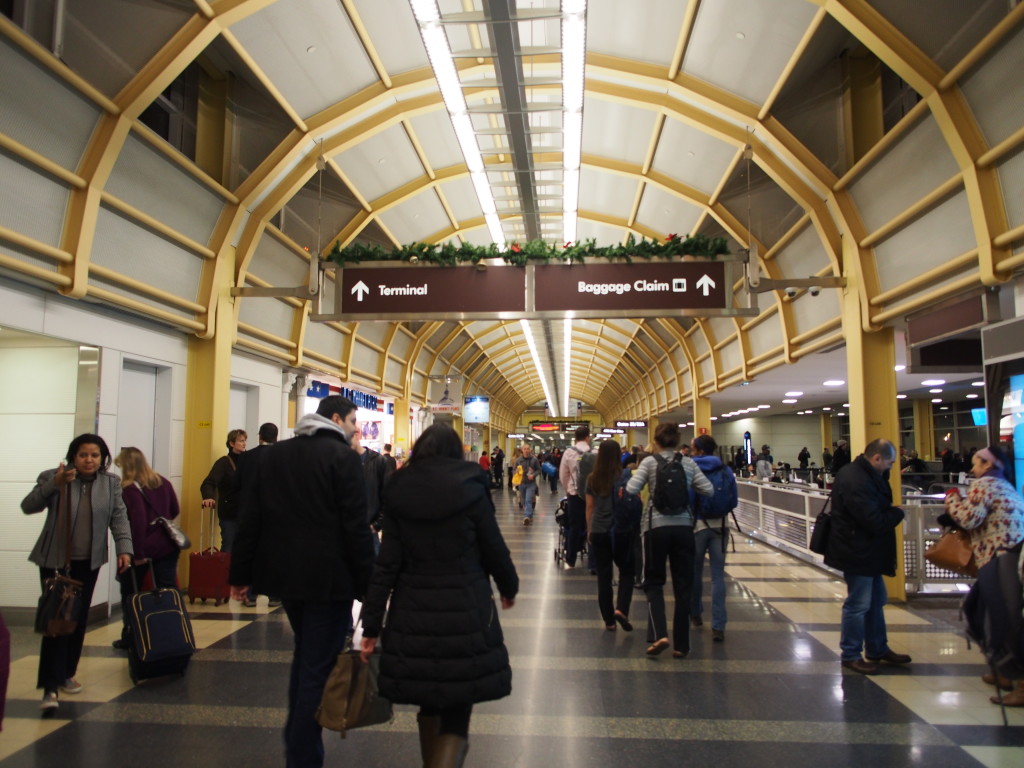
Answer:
[
  {"xmin": 339, "ymin": 266, "xmax": 525, "ymax": 314},
  {"xmin": 535, "ymin": 262, "xmax": 727, "ymax": 311},
  {"xmin": 699, "ymin": 427, "xmax": 708, "ymax": 435}
]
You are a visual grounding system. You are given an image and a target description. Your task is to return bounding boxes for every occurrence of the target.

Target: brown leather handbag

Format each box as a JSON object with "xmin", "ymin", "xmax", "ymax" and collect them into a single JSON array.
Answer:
[
  {"xmin": 923, "ymin": 527, "xmax": 977, "ymax": 577},
  {"xmin": 34, "ymin": 489, "xmax": 84, "ymax": 637}
]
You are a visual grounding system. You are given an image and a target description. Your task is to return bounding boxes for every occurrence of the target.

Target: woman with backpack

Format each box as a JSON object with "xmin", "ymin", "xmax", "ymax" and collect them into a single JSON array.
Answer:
[
  {"xmin": 585, "ymin": 439, "xmax": 637, "ymax": 632},
  {"xmin": 627, "ymin": 423, "xmax": 713, "ymax": 657},
  {"xmin": 942, "ymin": 444, "xmax": 1024, "ymax": 705},
  {"xmin": 689, "ymin": 435, "xmax": 738, "ymax": 642}
]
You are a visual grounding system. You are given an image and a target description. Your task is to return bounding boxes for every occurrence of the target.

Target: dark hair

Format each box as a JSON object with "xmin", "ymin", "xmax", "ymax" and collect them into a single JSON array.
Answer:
[
  {"xmin": 407, "ymin": 424, "xmax": 463, "ymax": 463},
  {"xmin": 383, "ymin": 443, "xmax": 393, "ymax": 452},
  {"xmin": 653, "ymin": 422, "xmax": 680, "ymax": 449},
  {"xmin": 66, "ymin": 434, "xmax": 112, "ymax": 471},
  {"xmin": 226, "ymin": 429, "xmax": 247, "ymax": 451},
  {"xmin": 587, "ymin": 439, "xmax": 621, "ymax": 497},
  {"xmin": 316, "ymin": 395, "xmax": 357, "ymax": 421},
  {"xmin": 574, "ymin": 425, "xmax": 590, "ymax": 442},
  {"xmin": 258, "ymin": 423, "xmax": 278, "ymax": 443},
  {"xmin": 692, "ymin": 434, "xmax": 717, "ymax": 455}
]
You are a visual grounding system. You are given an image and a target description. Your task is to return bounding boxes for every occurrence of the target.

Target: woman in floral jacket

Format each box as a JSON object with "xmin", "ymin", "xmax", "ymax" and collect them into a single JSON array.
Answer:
[{"xmin": 944, "ymin": 444, "xmax": 1024, "ymax": 704}]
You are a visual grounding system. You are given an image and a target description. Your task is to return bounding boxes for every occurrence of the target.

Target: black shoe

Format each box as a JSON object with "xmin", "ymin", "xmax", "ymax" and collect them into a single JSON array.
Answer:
[
  {"xmin": 112, "ymin": 638, "xmax": 130, "ymax": 650},
  {"xmin": 691, "ymin": 615, "xmax": 703, "ymax": 628},
  {"xmin": 712, "ymin": 629, "xmax": 725, "ymax": 642},
  {"xmin": 866, "ymin": 650, "xmax": 911, "ymax": 665}
]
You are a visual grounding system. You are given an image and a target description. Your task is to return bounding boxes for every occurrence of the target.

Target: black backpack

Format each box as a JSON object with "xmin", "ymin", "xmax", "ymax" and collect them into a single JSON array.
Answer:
[
  {"xmin": 652, "ymin": 453, "xmax": 689, "ymax": 515},
  {"xmin": 611, "ymin": 468, "xmax": 643, "ymax": 534}
]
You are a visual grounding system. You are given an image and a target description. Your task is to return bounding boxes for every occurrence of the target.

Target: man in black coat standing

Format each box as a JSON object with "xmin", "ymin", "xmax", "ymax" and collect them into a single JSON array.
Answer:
[
  {"xmin": 825, "ymin": 438, "xmax": 911, "ymax": 675},
  {"xmin": 230, "ymin": 396, "xmax": 376, "ymax": 768}
]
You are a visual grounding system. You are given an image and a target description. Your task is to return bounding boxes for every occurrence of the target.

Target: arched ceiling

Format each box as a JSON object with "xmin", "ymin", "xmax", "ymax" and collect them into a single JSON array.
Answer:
[{"xmin": 2, "ymin": 0, "xmax": 1020, "ymax": 430}]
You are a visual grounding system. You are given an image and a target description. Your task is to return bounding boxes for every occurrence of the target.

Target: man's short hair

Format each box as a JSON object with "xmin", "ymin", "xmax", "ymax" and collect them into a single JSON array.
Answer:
[
  {"xmin": 258, "ymin": 422, "xmax": 278, "ymax": 443},
  {"xmin": 316, "ymin": 395, "xmax": 357, "ymax": 421},
  {"xmin": 864, "ymin": 438, "xmax": 896, "ymax": 460},
  {"xmin": 383, "ymin": 443, "xmax": 392, "ymax": 453},
  {"xmin": 653, "ymin": 422, "xmax": 680, "ymax": 449},
  {"xmin": 574, "ymin": 425, "xmax": 590, "ymax": 441}
]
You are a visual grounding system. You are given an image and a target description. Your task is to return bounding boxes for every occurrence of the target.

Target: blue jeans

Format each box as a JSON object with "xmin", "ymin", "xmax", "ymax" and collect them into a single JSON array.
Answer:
[
  {"xmin": 281, "ymin": 600, "xmax": 351, "ymax": 768},
  {"xmin": 521, "ymin": 483, "xmax": 537, "ymax": 519},
  {"xmin": 691, "ymin": 526, "xmax": 727, "ymax": 631},
  {"xmin": 840, "ymin": 574, "xmax": 889, "ymax": 661},
  {"xmin": 219, "ymin": 517, "xmax": 239, "ymax": 553}
]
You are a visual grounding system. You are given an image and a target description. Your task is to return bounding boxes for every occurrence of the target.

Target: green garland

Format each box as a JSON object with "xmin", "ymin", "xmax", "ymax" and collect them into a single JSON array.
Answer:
[{"xmin": 326, "ymin": 232, "xmax": 729, "ymax": 267}]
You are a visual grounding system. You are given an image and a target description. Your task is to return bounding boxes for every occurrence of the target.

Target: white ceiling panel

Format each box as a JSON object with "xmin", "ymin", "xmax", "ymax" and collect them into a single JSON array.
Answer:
[
  {"xmin": 229, "ymin": 0, "xmax": 379, "ymax": 119},
  {"xmin": 576, "ymin": 219, "xmax": 627, "ymax": 247},
  {"xmin": 651, "ymin": 120, "xmax": 738, "ymax": 196},
  {"xmin": 438, "ymin": 177, "xmax": 484, "ymax": 225},
  {"xmin": 587, "ymin": 0, "xmax": 688, "ymax": 67},
  {"xmin": 352, "ymin": 0, "xmax": 430, "ymax": 76},
  {"xmin": 683, "ymin": 0, "xmax": 819, "ymax": 106},
  {"xmin": 336, "ymin": 124, "xmax": 425, "ymax": 202},
  {"xmin": 378, "ymin": 192, "xmax": 451, "ymax": 246},
  {"xmin": 408, "ymin": 111, "xmax": 466, "ymax": 172},
  {"xmin": 635, "ymin": 185, "xmax": 702, "ymax": 239},
  {"xmin": 578, "ymin": 167, "xmax": 637, "ymax": 220},
  {"xmin": 582, "ymin": 99, "xmax": 657, "ymax": 166}
]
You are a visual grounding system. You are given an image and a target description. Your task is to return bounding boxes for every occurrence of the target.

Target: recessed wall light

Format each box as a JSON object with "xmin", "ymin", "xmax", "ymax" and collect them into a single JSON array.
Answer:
[
  {"xmin": 921, "ymin": 379, "xmax": 946, "ymax": 386},
  {"xmin": 785, "ymin": 391, "xmax": 803, "ymax": 397},
  {"xmin": 823, "ymin": 380, "xmax": 845, "ymax": 386}
]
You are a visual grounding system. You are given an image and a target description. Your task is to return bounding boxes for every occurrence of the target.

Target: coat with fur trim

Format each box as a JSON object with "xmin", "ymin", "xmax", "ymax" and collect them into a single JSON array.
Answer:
[{"xmin": 361, "ymin": 456, "xmax": 518, "ymax": 707}]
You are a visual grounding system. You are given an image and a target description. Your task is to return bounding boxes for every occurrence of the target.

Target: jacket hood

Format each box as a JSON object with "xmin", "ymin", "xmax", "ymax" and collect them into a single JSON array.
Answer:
[
  {"xmin": 384, "ymin": 456, "xmax": 488, "ymax": 522},
  {"xmin": 693, "ymin": 455, "xmax": 724, "ymax": 472},
  {"xmin": 294, "ymin": 412, "xmax": 350, "ymax": 443}
]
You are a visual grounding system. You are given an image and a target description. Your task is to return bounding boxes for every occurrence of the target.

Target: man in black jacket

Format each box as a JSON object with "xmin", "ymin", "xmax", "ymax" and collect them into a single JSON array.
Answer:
[
  {"xmin": 825, "ymin": 438, "xmax": 911, "ymax": 675},
  {"xmin": 352, "ymin": 429, "xmax": 392, "ymax": 553},
  {"xmin": 230, "ymin": 396, "xmax": 376, "ymax": 768}
]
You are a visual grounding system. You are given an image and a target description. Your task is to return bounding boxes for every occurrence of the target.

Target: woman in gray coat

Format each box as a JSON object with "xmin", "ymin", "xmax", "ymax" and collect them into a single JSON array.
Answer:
[{"xmin": 22, "ymin": 434, "xmax": 133, "ymax": 712}]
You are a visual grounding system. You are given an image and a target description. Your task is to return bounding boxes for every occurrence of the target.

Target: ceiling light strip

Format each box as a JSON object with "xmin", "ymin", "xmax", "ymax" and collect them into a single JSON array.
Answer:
[
  {"xmin": 561, "ymin": 0, "xmax": 587, "ymax": 244},
  {"xmin": 412, "ymin": 1, "xmax": 502, "ymax": 244},
  {"xmin": 521, "ymin": 319, "xmax": 559, "ymax": 417},
  {"xmin": 563, "ymin": 318, "xmax": 572, "ymax": 417}
]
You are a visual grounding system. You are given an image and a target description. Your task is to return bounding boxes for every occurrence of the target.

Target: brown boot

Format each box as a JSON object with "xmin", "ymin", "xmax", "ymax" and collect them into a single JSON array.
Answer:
[
  {"xmin": 417, "ymin": 713, "xmax": 441, "ymax": 767},
  {"xmin": 428, "ymin": 733, "xmax": 469, "ymax": 768},
  {"xmin": 991, "ymin": 680, "xmax": 1024, "ymax": 707},
  {"xmin": 982, "ymin": 672, "xmax": 1013, "ymax": 691}
]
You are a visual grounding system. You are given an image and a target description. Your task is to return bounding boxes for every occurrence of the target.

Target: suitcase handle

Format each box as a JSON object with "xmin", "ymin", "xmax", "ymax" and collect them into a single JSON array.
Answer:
[{"xmin": 199, "ymin": 503, "xmax": 217, "ymax": 552}]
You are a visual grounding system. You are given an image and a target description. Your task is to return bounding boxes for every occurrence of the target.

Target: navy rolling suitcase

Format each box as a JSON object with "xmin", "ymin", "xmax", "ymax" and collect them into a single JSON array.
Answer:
[{"xmin": 127, "ymin": 571, "xmax": 195, "ymax": 684}]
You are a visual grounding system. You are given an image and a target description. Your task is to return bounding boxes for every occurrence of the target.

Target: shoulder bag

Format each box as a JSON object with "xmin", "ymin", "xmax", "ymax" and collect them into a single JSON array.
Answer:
[
  {"xmin": 316, "ymin": 617, "xmax": 393, "ymax": 738},
  {"xmin": 924, "ymin": 527, "xmax": 977, "ymax": 577},
  {"xmin": 35, "ymin": 487, "xmax": 84, "ymax": 637},
  {"xmin": 808, "ymin": 492, "xmax": 834, "ymax": 555}
]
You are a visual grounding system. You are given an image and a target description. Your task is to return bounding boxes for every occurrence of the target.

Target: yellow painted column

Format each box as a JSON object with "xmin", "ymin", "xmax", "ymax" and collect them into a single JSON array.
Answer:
[
  {"xmin": 692, "ymin": 395, "xmax": 712, "ymax": 440},
  {"xmin": 820, "ymin": 413, "xmax": 833, "ymax": 463},
  {"xmin": 912, "ymin": 399, "xmax": 936, "ymax": 460},
  {"xmin": 393, "ymin": 397, "xmax": 411, "ymax": 457}
]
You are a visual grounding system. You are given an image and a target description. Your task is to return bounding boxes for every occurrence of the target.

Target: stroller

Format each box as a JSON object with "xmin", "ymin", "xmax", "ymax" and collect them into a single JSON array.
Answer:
[{"xmin": 553, "ymin": 496, "xmax": 587, "ymax": 565}]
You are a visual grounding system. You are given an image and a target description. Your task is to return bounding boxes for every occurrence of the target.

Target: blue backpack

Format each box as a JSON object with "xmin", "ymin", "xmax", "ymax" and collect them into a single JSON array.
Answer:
[
  {"xmin": 611, "ymin": 469, "xmax": 643, "ymax": 533},
  {"xmin": 695, "ymin": 466, "xmax": 734, "ymax": 520}
]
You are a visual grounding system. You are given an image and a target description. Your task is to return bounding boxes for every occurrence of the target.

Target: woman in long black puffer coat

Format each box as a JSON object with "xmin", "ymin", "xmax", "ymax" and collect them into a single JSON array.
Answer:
[{"xmin": 361, "ymin": 424, "xmax": 518, "ymax": 768}]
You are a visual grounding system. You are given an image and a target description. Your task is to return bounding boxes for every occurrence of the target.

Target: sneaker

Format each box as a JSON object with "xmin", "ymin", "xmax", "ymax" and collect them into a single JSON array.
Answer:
[
  {"xmin": 523, "ymin": 517, "xmax": 531, "ymax": 526},
  {"xmin": 41, "ymin": 692, "xmax": 59, "ymax": 711},
  {"xmin": 60, "ymin": 678, "xmax": 83, "ymax": 694},
  {"xmin": 712, "ymin": 629, "xmax": 725, "ymax": 642},
  {"xmin": 243, "ymin": 598, "xmax": 258, "ymax": 608},
  {"xmin": 267, "ymin": 598, "xmax": 282, "ymax": 607}
]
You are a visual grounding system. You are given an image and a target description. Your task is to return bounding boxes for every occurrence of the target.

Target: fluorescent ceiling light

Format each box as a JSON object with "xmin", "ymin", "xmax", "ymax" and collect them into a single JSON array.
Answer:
[
  {"xmin": 785, "ymin": 391, "xmax": 803, "ymax": 397},
  {"xmin": 782, "ymin": 398, "xmax": 797, "ymax": 404},
  {"xmin": 520, "ymin": 320, "xmax": 558, "ymax": 417},
  {"xmin": 972, "ymin": 381, "xmax": 984, "ymax": 387},
  {"xmin": 823, "ymin": 379, "xmax": 845, "ymax": 386},
  {"xmin": 921, "ymin": 379, "xmax": 946, "ymax": 386},
  {"xmin": 931, "ymin": 398, "xmax": 942, "ymax": 403},
  {"xmin": 563, "ymin": 319, "xmax": 572, "ymax": 417},
  {"xmin": 561, "ymin": 2, "xmax": 586, "ymax": 244},
  {"xmin": 966, "ymin": 393, "xmax": 979, "ymax": 399},
  {"xmin": 894, "ymin": 365, "xmax": 906, "ymax": 371},
  {"xmin": 822, "ymin": 407, "xmax": 831, "ymax": 411},
  {"xmin": 896, "ymin": 394, "xmax": 907, "ymax": 399},
  {"xmin": 929, "ymin": 388, "xmax": 943, "ymax": 393}
]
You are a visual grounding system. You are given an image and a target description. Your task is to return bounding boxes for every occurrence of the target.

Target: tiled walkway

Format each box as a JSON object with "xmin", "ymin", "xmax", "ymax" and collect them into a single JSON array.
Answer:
[{"xmin": 2, "ymin": 486, "xmax": 1022, "ymax": 766}]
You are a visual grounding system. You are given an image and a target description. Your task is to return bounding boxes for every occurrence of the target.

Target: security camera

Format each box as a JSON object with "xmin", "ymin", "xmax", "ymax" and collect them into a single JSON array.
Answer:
[
  {"xmin": 809, "ymin": 286, "xmax": 820, "ymax": 297},
  {"xmin": 784, "ymin": 286, "xmax": 797, "ymax": 299}
]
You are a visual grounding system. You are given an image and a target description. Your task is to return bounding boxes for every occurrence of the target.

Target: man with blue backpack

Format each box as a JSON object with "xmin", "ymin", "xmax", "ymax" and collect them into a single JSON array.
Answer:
[{"xmin": 689, "ymin": 434, "xmax": 738, "ymax": 642}]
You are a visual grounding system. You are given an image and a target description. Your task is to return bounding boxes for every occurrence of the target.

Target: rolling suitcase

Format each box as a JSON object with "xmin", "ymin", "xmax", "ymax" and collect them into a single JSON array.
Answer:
[
  {"xmin": 188, "ymin": 506, "xmax": 231, "ymax": 605},
  {"xmin": 127, "ymin": 570, "xmax": 195, "ymax": 684}
]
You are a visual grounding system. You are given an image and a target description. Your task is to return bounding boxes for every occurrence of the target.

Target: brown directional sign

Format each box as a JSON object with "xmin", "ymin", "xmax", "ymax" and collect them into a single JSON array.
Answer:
[
  {"xmin": 534, "ymin": 262, "xmax": 728, "ymax": 311},
  {"xmin": 338, "ymin": 266, "xmax": 526, "ymax": 314}
]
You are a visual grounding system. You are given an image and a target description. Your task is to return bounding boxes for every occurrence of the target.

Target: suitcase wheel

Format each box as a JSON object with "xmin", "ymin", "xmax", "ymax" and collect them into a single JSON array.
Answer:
[
  {"xmin": 189, "ymin": 596, "xmax": 195, "ymax": 604},
  {"xmin": 214, "ymin": 598, "xmax": 223, "ymax": 606}
]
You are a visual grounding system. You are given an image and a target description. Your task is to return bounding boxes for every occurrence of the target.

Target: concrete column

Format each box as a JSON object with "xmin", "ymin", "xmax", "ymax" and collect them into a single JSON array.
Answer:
[
  {"xmin": 912, "ymin": 399, "xmax": 936, "ymax": 460},
  {"xmin": 692, "ymin": 395, "xmax": 712, "ymax": 440},
  {"xmin": 393, "ymin": 397, "xmax": 411, "ymax": 457}
]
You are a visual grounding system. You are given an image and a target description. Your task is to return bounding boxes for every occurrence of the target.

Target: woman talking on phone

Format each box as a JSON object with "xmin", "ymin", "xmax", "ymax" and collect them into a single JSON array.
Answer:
[{"xmin": 21, "ymin": 434, "xmax": 133, "ymax": 712}]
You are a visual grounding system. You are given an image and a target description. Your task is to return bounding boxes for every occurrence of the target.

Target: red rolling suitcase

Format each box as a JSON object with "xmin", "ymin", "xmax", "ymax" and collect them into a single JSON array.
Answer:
[{"xmin": 187, "ymin": 506, "xmax": 231, "ymax": 606}]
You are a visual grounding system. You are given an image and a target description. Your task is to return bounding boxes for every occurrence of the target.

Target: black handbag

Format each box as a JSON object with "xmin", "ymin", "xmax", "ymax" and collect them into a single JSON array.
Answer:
[
  {"xmin": 808, "ymin": 492, "xmax": 834, "ymax": 555},
  {"xmin": 34, "ymin": 488, "xmax": 84, "ymax": 637}
]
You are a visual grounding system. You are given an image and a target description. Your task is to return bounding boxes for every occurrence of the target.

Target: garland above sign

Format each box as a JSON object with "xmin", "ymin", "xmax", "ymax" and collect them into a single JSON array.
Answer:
[{"xmin": 327, "ymin": 233, "xmax": 729, "ymax": 267}]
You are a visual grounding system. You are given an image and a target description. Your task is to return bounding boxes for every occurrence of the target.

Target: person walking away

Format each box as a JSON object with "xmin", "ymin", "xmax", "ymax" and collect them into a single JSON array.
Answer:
[
  {"xmin": 798, "ymin": 446, "xmax": 810, "ymax": 469},
  {"xmin": 943, "ymin": 444, "xmax": 1024, "ymax": 703},
  {"xmin": 112, "ymin": 447, "xmax": 182, "ymax": 650},
  {"xmin": 490, "ymin": 446, "xmax": 505, "ymax": 488},
  {"xmin": 822, "ymin": 446, "xmax": 833, "ymax": 472},
  {"xmin": 22, "ymin": 434, "xmax": 133, "ymax": 711},
  {"xmin": 507, "ymin": 447, "xmax": 521, "ymax": 490},
  {"xmin": 515, "ymin": 444, "xmax": 542, "ymax": 525},
  {"xmin": 830, "ymin": 439, "xmax": 851, "ymax": 475},
  {"xmin": 352, "ymin": 428, "xmax": 391, "ymax": 555},
  {"xmin": 549, "ymin": 447, "xmax": 562, "ymax": 493},
  {"xmin": 825, "ymin": 438, "xmax": 910, "ymax": 675},
  {"xmin": 584, "ymin": 439, "xmax": 636, "ymax": 632},
  {"xmin": 689, "ymin": 434, "xmax": 738, "ymax": 641},
  {"xmin": 200, "ymin": 428, "xmax": 247, "ymax": 552},
  {"xmin": 233, "ymin": 423, "xmax": 282, "ymax": 607},
  {"xmin": 382, "ymin": 443, "xmax": 398, "ymax": 475},
  {"xmin": 559, "ymin": 426, "xmax": 594, "ymax": 567},
  {"xmin": 360, "ymin": 424, "xmax": 518, "ymax": 768},
  {"xmin": 627, "ymin": 423, "xmax": 713, "ymax": 658},
  {"xmin": 229, "ymin": 396, "xmax": 376, "ymax": 768}
]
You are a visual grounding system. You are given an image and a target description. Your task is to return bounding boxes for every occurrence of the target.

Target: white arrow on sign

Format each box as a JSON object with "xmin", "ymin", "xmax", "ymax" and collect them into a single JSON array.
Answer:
[
  {"xmin": 351, "ymin": 280, "xmax": 369, "ymax": 301},
  {"xmin": 696, "ymin": 274, "xmax": 716, "ymax": 296}
]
